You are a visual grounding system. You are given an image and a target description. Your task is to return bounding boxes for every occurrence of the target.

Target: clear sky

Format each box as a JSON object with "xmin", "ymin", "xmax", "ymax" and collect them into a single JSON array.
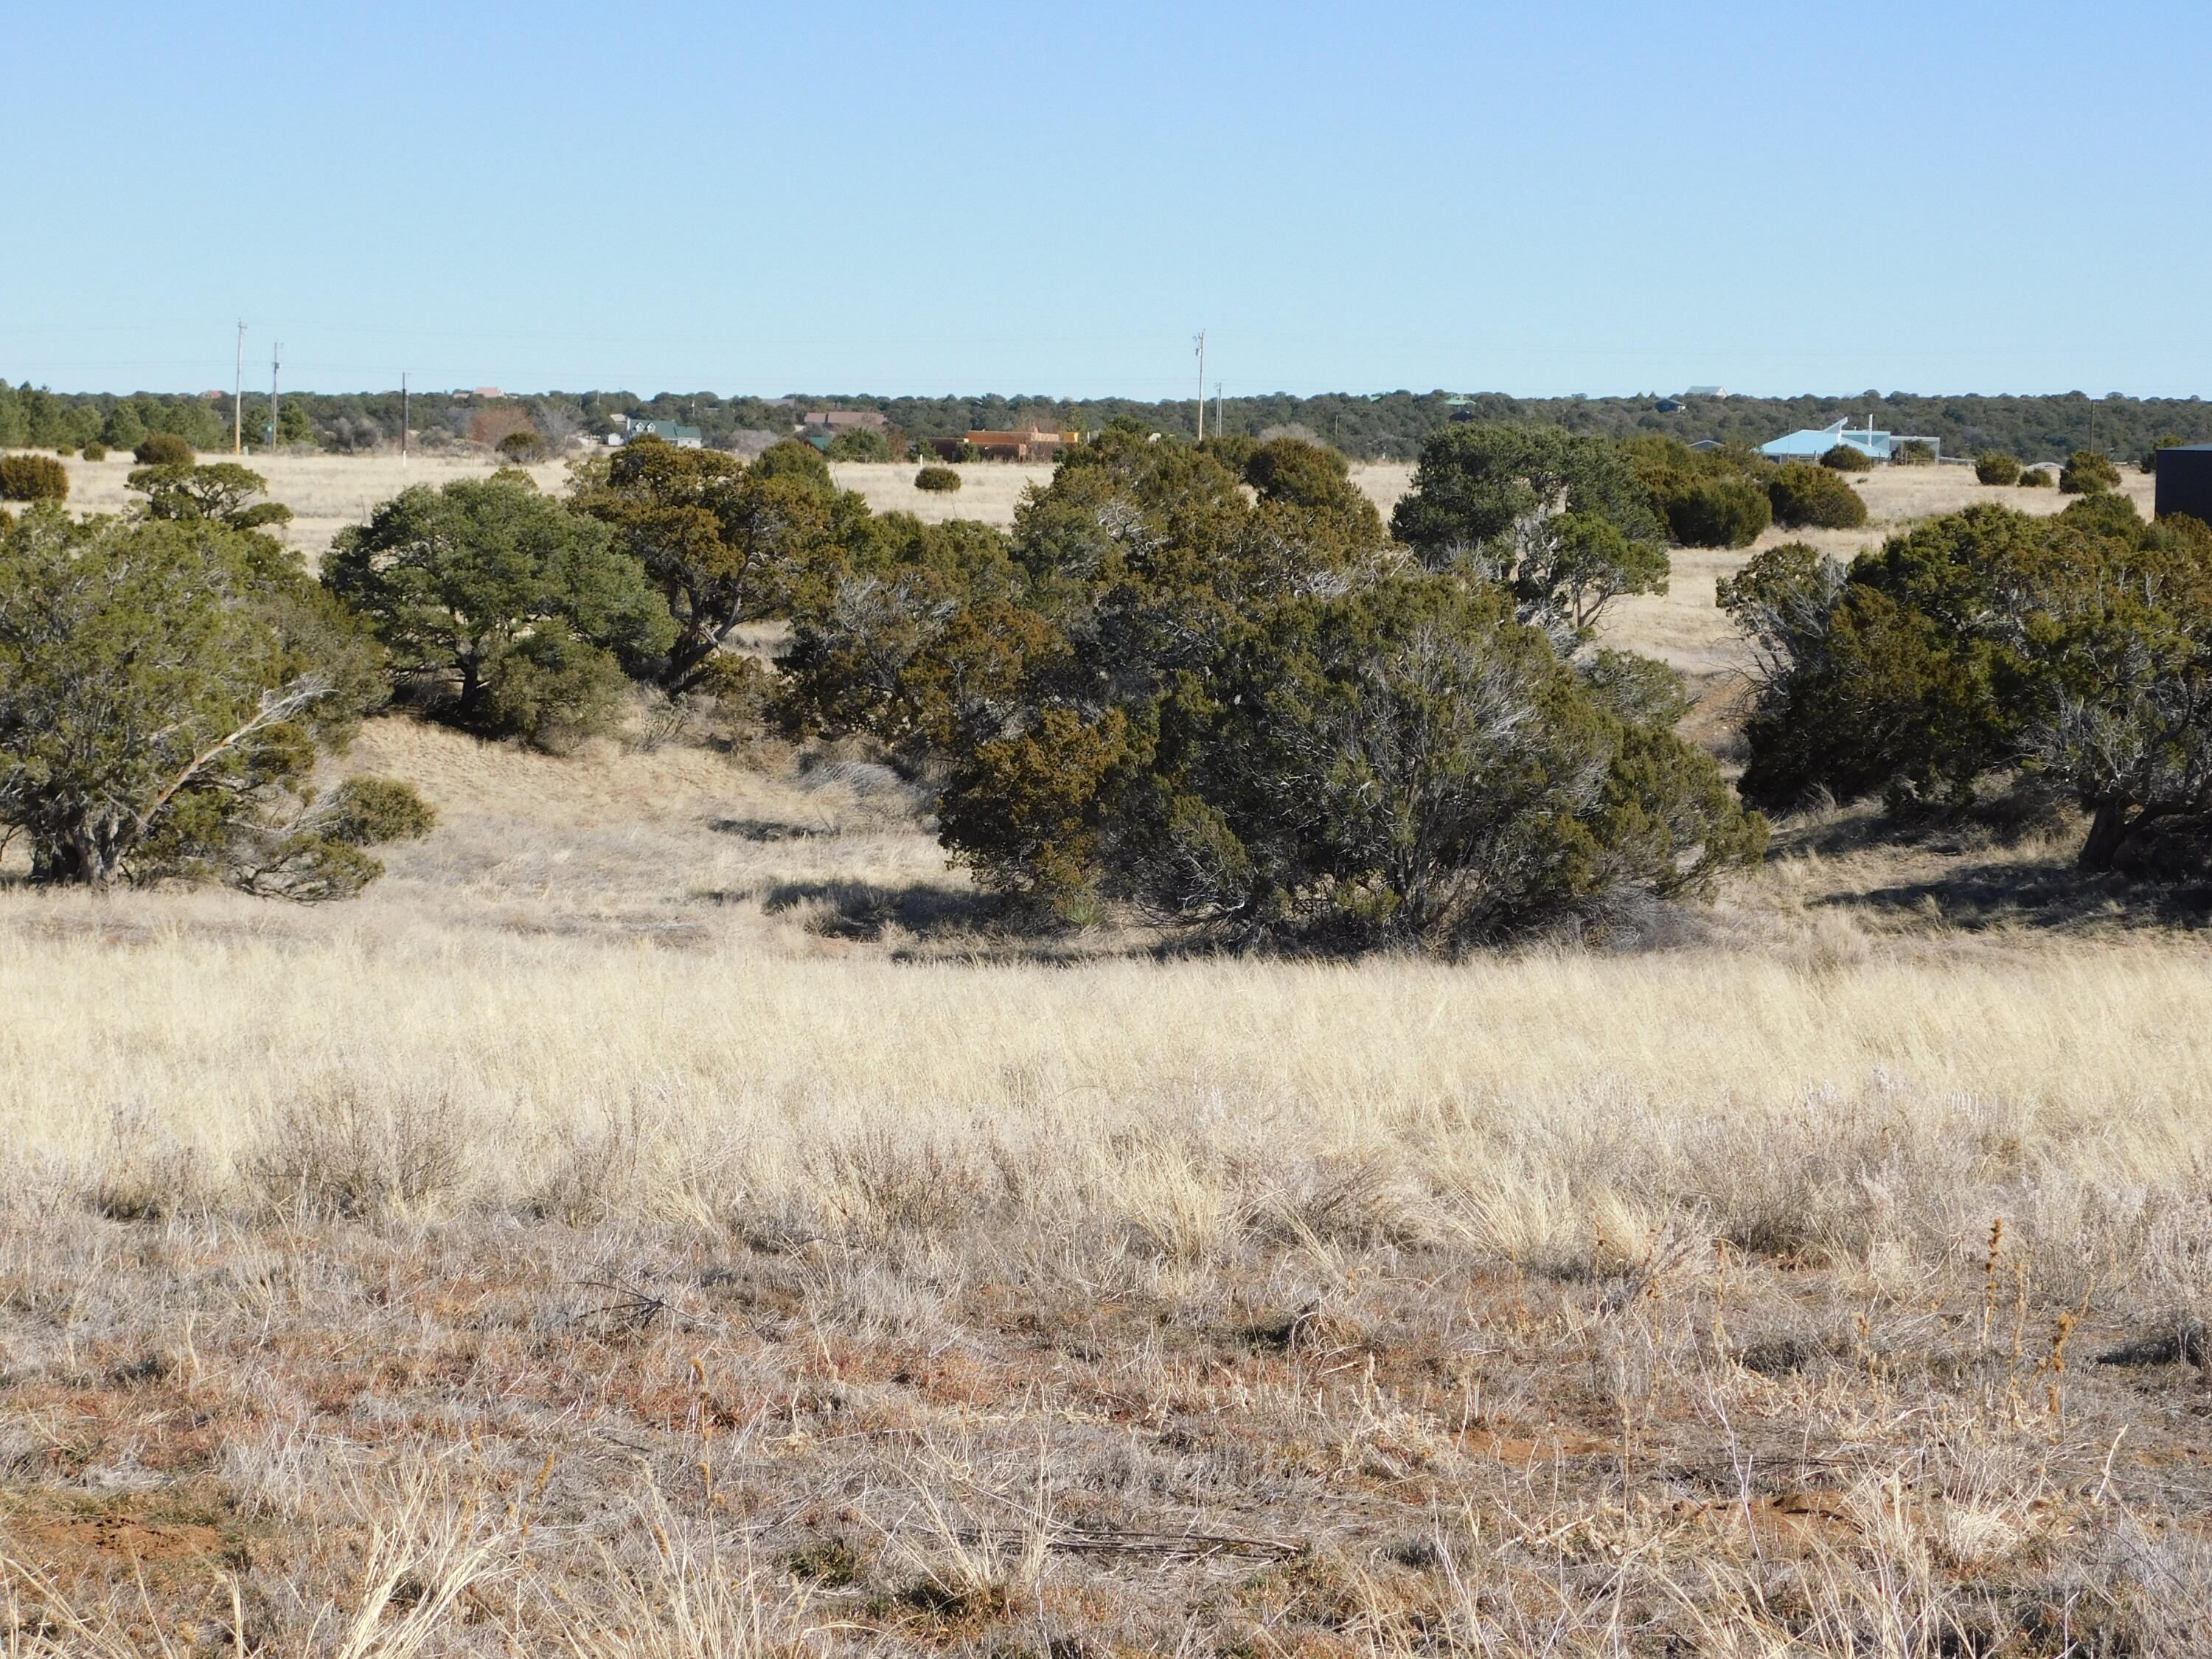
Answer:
[{"xmin": 4, "ymin": 1, "xmax": 2205, "ymax": 400}]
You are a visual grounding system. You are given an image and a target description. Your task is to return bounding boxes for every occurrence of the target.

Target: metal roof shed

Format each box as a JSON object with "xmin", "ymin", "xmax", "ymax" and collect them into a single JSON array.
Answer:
[
  {"xmin": 1761, "ymin": 419, "xmax": 1892, "ymax": 462},
  {"xmin": 2154, "ymin": 444, "xmax": 2212, "ymax": 524}
]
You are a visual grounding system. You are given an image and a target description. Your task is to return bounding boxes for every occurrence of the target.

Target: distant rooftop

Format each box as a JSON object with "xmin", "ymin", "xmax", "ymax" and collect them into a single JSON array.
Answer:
[{"xmin": 1761, "ymin": 418, "xmax": 1892, "ymax": 461}]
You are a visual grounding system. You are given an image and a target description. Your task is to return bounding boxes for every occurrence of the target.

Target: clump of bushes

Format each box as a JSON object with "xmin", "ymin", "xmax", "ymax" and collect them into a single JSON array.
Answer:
[
  {"xmin": 133, "ymin": 433, "xmax": 194, "ymax": 465},
  {"xmin": 2060, "ymin": 450, "xmax": 2121, "ymax": 495},
  {"xmin": 0, "ymin": 454, "xmax": 70, "ymax": 502},
  {"xmin": 783, "ymin": 422, "xmax": 1761, "ymax": 952},
  {"xmin": 482, "ymin": 624, "xmax": 632, "ymax": 753},
  {"xmin": 1721, "ymin": 499, "xmax": 2212, "ymax": 872},
  {"xmin": 80, "ymin": 442, "xmax": 108, "ymax": 462},
  {"xmin": 324, "ymin": 475, "xmax": 675, "ymax": 752},
  {"xmin": 914, "ymin": 465, "xmax": 962, "ymax": 493},
  {"xmin": 2141, "ymin": 434, "xmax": 2187, "ymax": 473},
  {"xmin": 1663, "ymin": 478, "xmax": 1770, "ymax": 548},
  {"xmin": 1624, "ymin": 435, "xmax": 1773, "ymax": 551},
  {"xmin": 0, "ymin": 503, "xmax": 409, "ymax": 895},
  {"xmin": 824, "ymin": 428, "xmax": 894, "ymax": 462},
  {"xmin": 1767, "ymin": 462, "xmax": 1867, "ymax": 529},
  {"xmin": 495, "ymin": 430, "xmax": 548, "ymax": 464},
  {"xmin": 1975, "ymin": 451, "xmax": 2020, "ymax": 486},
  {"xmin": 1821, "ymin": 445, "xmax": 1871, "ymax": 472},
  {"xmin": 2018, "ymin": 467, "xmax": 2052, "ymax": 487}
]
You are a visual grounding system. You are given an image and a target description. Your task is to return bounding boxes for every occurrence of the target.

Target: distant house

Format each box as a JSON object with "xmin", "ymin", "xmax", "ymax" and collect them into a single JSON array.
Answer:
[
  {"xmin": 1761, "ymin": 418, "xmax": 1893, "ymax": 462},
  {"xmin": 802, "ymin": 411, "xmax": 888, "ymax": 433},
  {"xmin": 623, "ymin": 419, "xmax": 703, "ymax": 448},
  {"xmin": 964, "ymin": 425, "xmax": 1079, "ymax": 462},
  {"xmin": 1688, "ymin": 439, "xmax": 1724, "ymax": 453},
  {"xmin": 1761, "ymin": 418, "xmax": 1944, "ymax": 465},
  {"xmin": 1654, "ymin": 398, "xmax": 1686, "ymax": 414},
  {"xmin": 1685, "ymin": 386, "xmax": 1729, "ymax": 399},
  {"xmin": 473, "ymin": 387, "xmax": 508, "ymax": 401},
  {"xmin": 2155, "ymin": 445, "xmax": 2212, "ymax": 522}
]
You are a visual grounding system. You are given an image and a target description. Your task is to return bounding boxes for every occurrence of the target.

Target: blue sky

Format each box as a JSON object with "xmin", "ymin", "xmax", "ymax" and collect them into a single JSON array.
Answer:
[{"xmin": 3, "ymin": 1, "xmax": 2205, "ymax": 400}]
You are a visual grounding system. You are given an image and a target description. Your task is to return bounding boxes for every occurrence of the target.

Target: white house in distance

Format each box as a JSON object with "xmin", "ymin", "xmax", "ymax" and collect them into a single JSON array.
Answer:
[{"xmin": 605, "ymin": 414, "xmax": 703, "ymax": 448}]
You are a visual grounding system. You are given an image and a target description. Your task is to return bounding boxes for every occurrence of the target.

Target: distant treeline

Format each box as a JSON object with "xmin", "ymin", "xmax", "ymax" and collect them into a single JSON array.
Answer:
[{"xmin": 5, "ymin": 379, "xmax": 2210, "ymax": 464}]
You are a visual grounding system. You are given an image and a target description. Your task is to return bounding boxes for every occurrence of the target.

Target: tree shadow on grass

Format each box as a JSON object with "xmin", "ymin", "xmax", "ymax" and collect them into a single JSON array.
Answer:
[
  {"xmin": 709, "ymin": 815, "xmax": 839, "ymax": 843},
  {"xmin": 759, "ymin": 880, "xmax": 1004, "ymax": 943},
  {"xmin": 1817, "ymin": 858, "xmax": 2212, "ymax": 934}
]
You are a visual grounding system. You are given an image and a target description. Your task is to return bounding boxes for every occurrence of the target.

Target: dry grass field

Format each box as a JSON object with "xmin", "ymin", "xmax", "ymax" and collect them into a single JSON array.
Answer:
[
  {"xmin": 43, "ymin": 452, "xmax": 577, "ymax": 567},
  {"xmin": 3, "ymin": 453, "xmax": 2207, "ymax": 1656}
]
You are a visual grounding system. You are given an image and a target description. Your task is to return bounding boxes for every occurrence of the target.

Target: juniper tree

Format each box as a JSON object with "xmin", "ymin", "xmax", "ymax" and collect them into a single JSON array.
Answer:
[
  {"xmin": 324, "ymin": 475, "xmax": 673, "ymax": 731},
  {"xmin": 0, "ymin": 506, "xmax": 417, "ymax": 893}
]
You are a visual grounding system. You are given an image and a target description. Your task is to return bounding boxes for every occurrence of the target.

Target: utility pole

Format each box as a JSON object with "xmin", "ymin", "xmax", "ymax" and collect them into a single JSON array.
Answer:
[
  {"xmin": 233, "ymin": 321, "xmax": 246, "ymax": 453},
  {"xmin": 1194, "ymin": 332, "xmax": 1206, "ymax": 441},
  {"xmin": 1214, "ymin": 381, "xmax": 1224, "ymax": 439},
  {"xmin": 400, "ymin": 371, "xmax": 408, "ymax": 467},
  {"xmin": 269, "ymin": 343, "xmax": 282, "ymax": 451}
]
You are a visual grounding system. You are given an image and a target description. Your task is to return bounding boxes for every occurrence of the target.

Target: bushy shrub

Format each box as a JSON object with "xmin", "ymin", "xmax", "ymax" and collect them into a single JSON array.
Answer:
[
  {"xmin": 1975, "ymin": 451, "xmax": 2021, "ymax": 486},
  {"xmin": 1767, "ymin": 462, "xmax": 1867, "ymax": 529},
  {"xmin": 1392, "ymin": 423, "xmax": 1669, "ymax": 633},
  {"xmin": 133, "ymin": 433, "xmax": 194, "ymax": 465},
  {"xmin": 0, "ymin": 454, "xmax": 69, "ymax": 502},
  {"xmin": 565, "ymin": 434, "xmax": 842, "ymax": 694},
  {"xmin": 2018, "ymin": 467, "xmax": 2052, "ymax": 487},
  {"xmin": 324, "ymin": 476, "xmax": 674, "ymax": 728},
  {"xmin": 2054, "ymin": 490, "xmax": 2144, "ymax": 540},
  {"xmin": 2142, "ymin": 434, "xmax": 2188, "ymax": 473},
  {"xmin": 80, "ymin": 442, "xmax": 107, "ymax": 462},
  {"xmin": 54, "ymin": 445, "xmax": 76, "ymax": 459},
  {"xmin": 790, "ymin": 426, "xmax": 1764, "ymax": 950},
  {"xmin": 1721, "ymin": 501, "xmax": 2212, "ymax": 870},
  {"xmin": 751, "ymin": 439, "xmax": 835, "ymax": 488},
  {"xmin": 228, "ymin": 776, "xmax": 439, "ymax": 901},
  {"xmin": 315, "ymin": 776, "xmax": 439, "ymax": 847},
  {"xmin": 825, "ymin": 428, "xmax": 893, "ymax": 462},
  {"xmin": 2059, "ymin": 450, "xmax": 2120, "ymax": 495},
  {"xmin": 914, "ymin": 465, "xmax": 962, "ymax": 493},
  {"xmin": 1664, "ymin": 478, "xmax": 1771, "ymax": 548},
  {"xmin": 1821, "ymin": 445, "xmax": 1871, "ymax": 471},
  {"xmin": 483, "ymin": 624, "xmax": 631, "ymax": 752},
  {"xmin": 128, "ymin": 462, "xmax": 293, "ymax": 529},
  {"xmin": 0, "ymin": 507, "xmax": 386, "ymax": 888},
  {"xmin": 495, "ymin": 429, "xmax": 547, "ymax": 464}
]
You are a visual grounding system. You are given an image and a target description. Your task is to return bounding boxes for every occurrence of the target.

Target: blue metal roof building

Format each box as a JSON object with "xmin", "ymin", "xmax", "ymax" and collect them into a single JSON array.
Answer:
[{"xmin": 1761, "ymin": 419, "xmax": 1891, "ymax": 462}]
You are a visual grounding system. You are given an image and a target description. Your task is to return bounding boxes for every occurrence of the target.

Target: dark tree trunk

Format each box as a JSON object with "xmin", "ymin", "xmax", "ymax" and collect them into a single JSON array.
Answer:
[
  {"xmin": 456, "ymin": 654, "xmax": 486, "ymax": 721},
  {"xmin": 2078, "ymin": 800, "xmax": 2135, "ymax": 872},
  {"xmin": 31, "ymin": 817, "xmax": 126, "ymax": 886}
]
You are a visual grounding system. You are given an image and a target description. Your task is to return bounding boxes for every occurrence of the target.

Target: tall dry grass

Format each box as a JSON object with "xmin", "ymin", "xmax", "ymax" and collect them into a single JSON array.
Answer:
[{"xmin": 7, "ymin": 917, "xmax": 2212, "ymax": 1288}]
